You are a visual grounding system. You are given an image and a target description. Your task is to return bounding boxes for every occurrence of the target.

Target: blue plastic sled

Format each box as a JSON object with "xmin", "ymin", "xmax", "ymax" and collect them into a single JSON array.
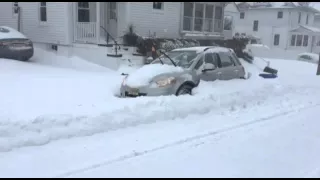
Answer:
[{"xmin": 259, "ymin": 73, "xmax": 278, "ymax": 79}]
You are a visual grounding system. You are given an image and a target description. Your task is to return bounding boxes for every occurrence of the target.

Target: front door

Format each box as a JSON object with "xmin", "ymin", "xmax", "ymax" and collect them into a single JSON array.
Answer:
[{"xmin": 108, "ymin": 2, "xmax": 118, "ymax": 39}]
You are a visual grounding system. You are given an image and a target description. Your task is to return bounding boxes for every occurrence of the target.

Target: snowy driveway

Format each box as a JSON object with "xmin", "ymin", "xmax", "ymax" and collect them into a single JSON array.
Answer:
[{"xmin": 0, "ymin": 51, "xmax": 320, "ymax": 177}]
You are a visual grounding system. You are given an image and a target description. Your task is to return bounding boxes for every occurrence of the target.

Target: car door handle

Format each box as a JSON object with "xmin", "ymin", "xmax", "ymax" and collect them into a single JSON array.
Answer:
[
  {"xmin": 217, "ymin": 72, "xmax": 222, "ymax": 75},
  {"xmin": 235, "ymin": 70, "xmax": 239, "ymax": 72}
]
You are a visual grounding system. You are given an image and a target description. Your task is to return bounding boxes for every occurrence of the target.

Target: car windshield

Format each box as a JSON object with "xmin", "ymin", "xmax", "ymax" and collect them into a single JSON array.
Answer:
[{"xmin": 151, "ymin": 50, "xmax": 199, "ymax": 68}]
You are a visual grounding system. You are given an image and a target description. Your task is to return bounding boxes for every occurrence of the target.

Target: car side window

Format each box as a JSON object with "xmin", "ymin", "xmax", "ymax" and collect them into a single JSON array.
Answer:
[
  {"xmin": 204, "ymin": 53, "xmax": 219, "ymax": 67},
  {"xmin": 300, "ymin": 55, "xmax": 311, "ymax": 60},
  {"xmin": 218, "ymin": 52, "xmax": 235, "ymax": 67}
]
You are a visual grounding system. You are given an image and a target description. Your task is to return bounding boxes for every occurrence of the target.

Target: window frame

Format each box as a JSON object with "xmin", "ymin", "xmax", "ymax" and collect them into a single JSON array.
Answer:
[
  {"xmin": 273, "ymin": 34, "xmax": 280, "ymax": 46},
  {"xmin": 253, "ymin": 20, "xmax": 259, "ymax": 32},
  {"xmin": 240, "ymin": 12, "xmax": 245, "ymax": 19},
  {"xmin": 182, "ymin": 2, "xmax": 222, "ymax": 33},
  {"xmin": 39, "ymin": 2, "xmax": 47, "ymax": 24},
  {"xmin": 78, "ymin": 2, "xmax": 90, "ymax": 22},
  {"xmin": 277, "ymin": 11, "xmax": 283, "ymax": 19},
  {"xmin": 152, "ymin": 2, "xmax": 164, "ymax": 10}
]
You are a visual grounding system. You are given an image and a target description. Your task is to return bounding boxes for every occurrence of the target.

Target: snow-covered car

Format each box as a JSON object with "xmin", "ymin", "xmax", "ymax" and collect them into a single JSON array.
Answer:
[
  {"xmin": 297, "ymin": 53, "xmax": 319, "ymax": 64},
  {"xmin": 0, "ymin": 26, "xmax": 34, "ymax": 61},
  {"xmin": 120, "ymin": 46, "xmax": 248, "ymax": 97}
]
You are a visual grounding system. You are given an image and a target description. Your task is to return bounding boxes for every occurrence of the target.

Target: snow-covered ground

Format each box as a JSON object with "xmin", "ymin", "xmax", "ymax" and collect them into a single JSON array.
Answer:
[{"xmin": 0, "ymin": 49, "xmax": 320, "ymax": 177}]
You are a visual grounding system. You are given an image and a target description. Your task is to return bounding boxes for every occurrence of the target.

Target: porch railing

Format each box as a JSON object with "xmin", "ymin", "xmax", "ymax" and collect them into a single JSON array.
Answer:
[{"xmin": 74, "ymin": 22, "xmax": 97, "ymax": 43}]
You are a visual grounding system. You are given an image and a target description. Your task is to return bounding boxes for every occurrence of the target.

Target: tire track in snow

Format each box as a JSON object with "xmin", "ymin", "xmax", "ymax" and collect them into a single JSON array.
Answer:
[{"xmin": 54, "ymin": 103, "xmax": 320, "ymax": 178}]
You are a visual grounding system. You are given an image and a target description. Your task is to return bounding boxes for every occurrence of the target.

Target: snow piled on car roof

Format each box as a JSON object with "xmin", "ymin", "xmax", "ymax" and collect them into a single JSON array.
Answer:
[{"xmin": 0, "ymin": 26, "xmax": 27, "ymax": 40}]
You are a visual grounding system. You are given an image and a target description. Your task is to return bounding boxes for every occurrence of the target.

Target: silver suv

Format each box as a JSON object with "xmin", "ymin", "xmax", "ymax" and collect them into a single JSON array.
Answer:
[{"xmin": 120, "ymin": 46, "xmax": 247, "ymax": 97}]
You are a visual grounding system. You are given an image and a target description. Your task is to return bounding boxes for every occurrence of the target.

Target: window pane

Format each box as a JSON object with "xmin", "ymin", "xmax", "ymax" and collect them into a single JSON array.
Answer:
[
  {"xmin": 194, "ymin": 3, "xmax": 204, "ymax": 31},
  {"xmin": 274, "ymin": 34, "xmax": 280, "ymax": 46},
  {"xmin": 40, "ymin": 7, "xmax": 47, "ymax": 21},
  {"xmin": 253, "ymin": 20, "xmax": 258, "ymax": 31},
  {"xmin": 218, "ymin": 53, "xmax": 234, "ymax": 67},
  {"xmin": 153, "ymin": 2, "xmax": 163, "ymax": 10},
  {"xmin": 41, "ymin": 2, "xmax": 46, "ymax": 6},
  {"xmin": 240, "ymin": 12, "xmax": 245, "ymax": 19},
  {"xmin": 183, "ymin": 17, "xmax": 192, "ymax": 31},
  {"xmin": 215, "ymin": 6, "xmax": 222, "ymax": 19},
  {"xmin": 303, "ymin": 35, "xmax": 308, "ymax": 46},
  {"xmin": 296, "ymin": 35, "xmax": 303, "ymax": 46},
  {"xmin": 205, "ymin": 5, "xmax": 213, "ymax": 18},
  {"xmin": 78, "ymin": 2, "xmax": 89, "ymax": 8},
  {"xmin": 291, "ymin": 35, "xmax": 296, "ymax": 46},
  {"xmin": 78, "ymin": 9, "xmax": 89, "ymax": 22},
  {"xmin": 184, "ymin": 2, "xmax": 193, "ymax": 17}
]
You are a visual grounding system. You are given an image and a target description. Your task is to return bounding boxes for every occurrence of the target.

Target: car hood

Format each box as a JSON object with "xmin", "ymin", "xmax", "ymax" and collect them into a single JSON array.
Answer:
[
  {"xmin": 125, "ymin": 64, "xmax": 184, "ymax": 87},
  {"xmin": 0, "ymin": 26, "xmax": 27, "ymax": 40}
]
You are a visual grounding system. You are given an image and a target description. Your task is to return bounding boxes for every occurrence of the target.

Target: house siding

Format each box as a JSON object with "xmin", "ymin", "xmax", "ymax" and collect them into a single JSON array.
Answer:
[
  {"xmin": 0, "ymin": 2, "xmax": 71, "ymax": 45},
  {"xmin": 0, "ymin": 2, "xmax": 19, "ymax": 29},
  {"xmin": 19, "ymin": 2, "xmax": 70, "ymax": 45},
  {"xmin": 127, "ymin": 2, "xmax": 181, "ymax": 38}
]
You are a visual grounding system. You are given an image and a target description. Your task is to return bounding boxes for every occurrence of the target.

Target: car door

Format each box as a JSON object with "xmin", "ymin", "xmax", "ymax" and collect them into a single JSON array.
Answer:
[
  {"xmin": 198, "ymin": 52, "xmax": 222, "ymax": 81},
  {"xmin": 217, "ymin": 52, "xmax": 240, "ymax": 80}
]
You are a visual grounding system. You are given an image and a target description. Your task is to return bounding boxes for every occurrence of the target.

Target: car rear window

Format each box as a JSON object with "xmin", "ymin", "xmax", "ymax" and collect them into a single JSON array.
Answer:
[{"xmin": 0, "ymin": 27, "xmax": 10, "ymax": 33}]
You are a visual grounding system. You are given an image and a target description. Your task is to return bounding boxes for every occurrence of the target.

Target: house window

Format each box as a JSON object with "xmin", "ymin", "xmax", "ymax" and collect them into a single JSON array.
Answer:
[
  {"xmin": 204, "ymin": 4, "xmax": 214, "ymax": 32},
  {"xmin": 183, "ymin": 2, "xmax": 193, "ymax": 31},
  {"xmin": 13, "ymin": 2, "xmax": 19, "ymax": 14},
  {"xmin": 214, "ymin": 6, "xmax": 223, "ymax": 32},
  {"xmin": 194, "ymin": 3, "xmax": 204, "ymax": 31},
  {"xmin": 40, "ymin": 2, "xmax": 47, "ymax": 22},
  {"xmin": 153, "ymin": 2, "xmax": 163, "ymax": 10},
  {"xmin": 298, "ymin": 12, "xmax": 301, "ymax": 23},
  {"xmin": 224, "ymin": 15, "xmax": 233, "ymax": 31},
  {"xmin": 296, "ymin": 34, "xmax": 303, "ymax": 46},
  {"xmin": 78, "ymin": 2, "xmax": 89, "ymax": 22},
  {"xmin": 274, "ymin": 34, "xmax": 280, "ymax": 46},
  {"xmin": 306, "ymin": 14, "xmax": 309, "ymax": 25},
  {"xmin": 182, "ymin": 3, "xmax": 217, "ymax": 33},
  {"xmin": 253, "ymin": 20, "xmax": 259, "ymax": 31},
  {"xmin": 303, "ymin": 35, "xmax": 308, "ymax": 46},
  {"xmin": 291, "ymin": 34, "xmax": 296, "ymax": 46},
  {"xmin": 277, "ymin": 11, "xmax": 283, "ymax": 19},
  {"xmin": 240, "ymin": 12, "xmax": 245, "ymax": 19}
]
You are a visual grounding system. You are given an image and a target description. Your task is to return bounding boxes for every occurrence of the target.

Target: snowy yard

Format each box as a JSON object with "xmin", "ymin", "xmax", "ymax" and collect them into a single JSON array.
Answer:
[{"xmin": 0, "ymin": 48, "xmax": 320, "ymax": 178}]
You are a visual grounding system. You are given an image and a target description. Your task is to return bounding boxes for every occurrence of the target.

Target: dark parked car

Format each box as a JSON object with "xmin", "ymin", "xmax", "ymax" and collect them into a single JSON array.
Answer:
[{"xmin": 0, "ymin": 26, "xmax": 33, "ymax": 61}]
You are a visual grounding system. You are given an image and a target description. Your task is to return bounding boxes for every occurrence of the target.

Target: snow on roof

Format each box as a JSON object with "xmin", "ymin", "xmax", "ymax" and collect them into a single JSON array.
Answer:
[
  {"xmin": 0, "ymin": 26, "xmax": 26, "ymax": 40},
  {"xmin": 302, "ymin": 25, "xmax": 320, "ymax": 33},
  {"xmin": 292, "ymin": 25, "xmax": 320, "ymax": 33},
  {"xmin": 173, "ymin": 46, "xmax": 230, "ymax": 54}
]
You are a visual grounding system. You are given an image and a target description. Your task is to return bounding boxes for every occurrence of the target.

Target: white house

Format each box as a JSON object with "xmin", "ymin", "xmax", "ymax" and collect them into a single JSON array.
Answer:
[
  {"xmin": 0, "ymin": 2, "xmax": 226, "ymax": 69},
  {"xmin": 228, "ymin": 2, "xmax": 320, "ymax": 54}
]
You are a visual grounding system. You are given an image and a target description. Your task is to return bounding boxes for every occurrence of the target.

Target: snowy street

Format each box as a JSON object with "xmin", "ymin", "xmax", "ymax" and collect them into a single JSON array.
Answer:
[{"xmin": 0, "ymin": 48, "xmax": 320, "ymax": 178}]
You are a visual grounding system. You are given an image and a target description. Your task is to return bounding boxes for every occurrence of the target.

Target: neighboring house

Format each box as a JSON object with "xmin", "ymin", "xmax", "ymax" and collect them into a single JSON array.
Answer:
[
  {"xmin": 0, "ymin": 2, "xmax": 226, "ymax": 69},
  {"xmin": 231, "ymin": 2, "xmax": 320, "ymax": 53}
]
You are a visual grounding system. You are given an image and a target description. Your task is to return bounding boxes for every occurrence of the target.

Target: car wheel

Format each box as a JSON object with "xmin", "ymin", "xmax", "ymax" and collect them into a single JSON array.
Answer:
[{"xmin": 176, "ymin": 84, "xmax": 193, "ymax": 96}]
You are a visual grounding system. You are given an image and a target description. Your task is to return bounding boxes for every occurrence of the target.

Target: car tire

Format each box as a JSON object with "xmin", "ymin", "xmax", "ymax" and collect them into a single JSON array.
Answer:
[
  {"xmin": 176, "ymin": 84, "xmax": 193, "ymax": 96},
  {"xmin": 19, "ymin": 57, "xmax": 30, "ymax": 61}
]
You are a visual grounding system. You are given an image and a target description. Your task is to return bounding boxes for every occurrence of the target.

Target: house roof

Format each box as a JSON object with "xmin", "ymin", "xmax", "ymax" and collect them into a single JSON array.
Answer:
[
  {"xmin": 236, "ymin": 2, "xmax": 320, "ymax": 13},
  {"xmin": 290, "ymin": 25, "xmax": 320, "ymax": 33}
]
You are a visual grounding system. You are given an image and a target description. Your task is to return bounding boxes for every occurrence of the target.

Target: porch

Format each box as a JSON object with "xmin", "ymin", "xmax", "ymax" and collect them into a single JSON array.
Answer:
[
  {"xmin": 288, "ymin": 25, "xmax": 320, "ymax": 53},
  {"xmin": 73, "ymin": 2, "xmax": 119, "ymax": 45},
  {"xmin": 181, "ymin": 2, "xmax": 224, "ymax": 37}
]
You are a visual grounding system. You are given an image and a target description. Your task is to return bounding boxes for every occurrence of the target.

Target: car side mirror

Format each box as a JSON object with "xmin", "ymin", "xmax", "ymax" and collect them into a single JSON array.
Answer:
[{"xmin": 202, "ymin": 63, "xmax": 216, "ymax": 72}]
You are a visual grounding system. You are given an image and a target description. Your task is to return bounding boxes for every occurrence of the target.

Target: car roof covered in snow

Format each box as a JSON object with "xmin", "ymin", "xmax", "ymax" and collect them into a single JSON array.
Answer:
[
  {"xmin": 172, "ymin": 46, "xmax": 230, "ymax": 54},
  {"xmin": 0, "ymin": 26, "xmax": 27, "ymax": 40}
]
